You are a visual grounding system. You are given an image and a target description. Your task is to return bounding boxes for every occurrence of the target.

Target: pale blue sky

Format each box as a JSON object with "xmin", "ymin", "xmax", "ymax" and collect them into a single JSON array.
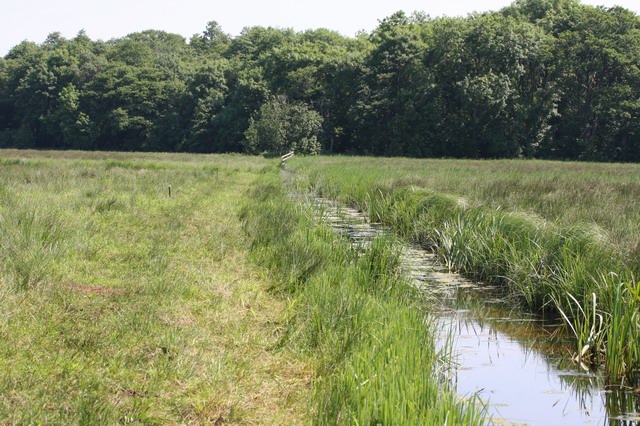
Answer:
[{"xmin": 2, "ymin": 0, "xmax": 639, "ymax": 55}]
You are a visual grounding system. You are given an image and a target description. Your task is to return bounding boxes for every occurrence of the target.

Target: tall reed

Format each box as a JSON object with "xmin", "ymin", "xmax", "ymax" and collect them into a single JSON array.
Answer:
[
  {"xmin": 289, "ymin": 157, "xmax": 640, "ymax": 381},
  {"xmin": 241, "ymin": 173, "xmax": 485, "ymax": 424}
]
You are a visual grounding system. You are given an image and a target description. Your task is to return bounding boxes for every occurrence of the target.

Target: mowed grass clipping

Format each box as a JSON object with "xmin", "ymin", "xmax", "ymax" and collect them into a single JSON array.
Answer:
[
  {"xmin": 288, "ymin": 156, "xmax": 640, "ymax": 381},
  {"xmin": 0, "ymin": 150, "xmax": 309, "ymax": 424}
]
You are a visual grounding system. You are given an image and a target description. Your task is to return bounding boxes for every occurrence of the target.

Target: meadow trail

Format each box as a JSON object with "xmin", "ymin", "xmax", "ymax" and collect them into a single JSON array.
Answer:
[{"xmin": 0, "ymin": 151, "xmax": 310, "ymax": 424}]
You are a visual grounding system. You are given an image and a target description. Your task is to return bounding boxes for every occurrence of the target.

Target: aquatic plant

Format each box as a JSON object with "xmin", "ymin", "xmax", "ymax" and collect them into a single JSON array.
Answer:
[
  {"xmin": 288, "ymin": 156, "xmax": 640, "ymax": 381},
  {"xmin": 241, "ymin": 173, "xmax": 485, "ymax": 424}
]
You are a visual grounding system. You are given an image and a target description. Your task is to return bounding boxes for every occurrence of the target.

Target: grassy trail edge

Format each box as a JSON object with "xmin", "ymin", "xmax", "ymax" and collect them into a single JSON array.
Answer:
[{"xmin": 240, "ymin": 171, "xmax": 485, "ymax": 424}]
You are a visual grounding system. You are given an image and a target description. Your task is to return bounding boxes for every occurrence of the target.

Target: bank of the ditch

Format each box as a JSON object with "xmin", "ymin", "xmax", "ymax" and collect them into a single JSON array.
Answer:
[
  {"xmin": 240, "ymin": 172, "xmax": 485, "ymax": 424},
  {"xmin": 287, "ymin": 158, "xmax": 640, "ymax": 382}
]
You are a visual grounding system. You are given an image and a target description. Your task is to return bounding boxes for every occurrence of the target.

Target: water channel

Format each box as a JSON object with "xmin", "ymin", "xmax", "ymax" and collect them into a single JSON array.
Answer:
[{"xmin": 303, "ymin": 193, "xmax": 640, "ymax": 425}]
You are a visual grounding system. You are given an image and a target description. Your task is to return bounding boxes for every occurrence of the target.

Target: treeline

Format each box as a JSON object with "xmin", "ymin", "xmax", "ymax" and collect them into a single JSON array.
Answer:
[{"xmin": 1, "ymin": 0, "xmax": 639, "ymax": 161}]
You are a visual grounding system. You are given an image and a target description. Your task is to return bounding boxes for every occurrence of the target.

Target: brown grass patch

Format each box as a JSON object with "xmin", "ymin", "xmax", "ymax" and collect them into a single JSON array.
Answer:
[{"xmin": 63, "ymin": 282, "xmax": 125, "ymax": 296}]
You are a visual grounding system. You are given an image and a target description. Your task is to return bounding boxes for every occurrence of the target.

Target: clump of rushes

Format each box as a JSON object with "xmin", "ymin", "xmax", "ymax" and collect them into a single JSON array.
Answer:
[
  {"xmin": 290, "ymin": 157, "xmax": 640, "ymax": 382},
  {"xmin": 0, "ymin": 200, "xmax": 68, "ymax": 289},
  {"xmin": 241, "ymin": 174, "xmax": 485, "ymax": 424}
]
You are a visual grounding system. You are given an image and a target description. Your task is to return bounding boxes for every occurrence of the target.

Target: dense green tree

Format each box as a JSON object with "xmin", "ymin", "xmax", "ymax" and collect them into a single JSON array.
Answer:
[
  {"xmin": 461, "ymin": 14, "xmax": 555, "ymax": 157},
  {"xmin": 226, "ymin": 26, "xmax": 296, "ymax": 65},
  {"xmin": 0, "ymin": 1, "xmax": 638, "ymax": 161},
  {"xmin": 244, "ymin": 95, "xmax": 322, "ymax": 155},
  {"xmin": 180, "ymin": 60, "xmax": 229, "ymax": 152},
  {"xmin": 206, "ymin": 62, "xmax": 269, "ymax": 152},
  {"xmin": 502, "ymin": 0, "xmax": 581, "ymax": 27},
  {"xmin": 549, "ymin": 5, "xmax": 640, "ymax": 160},
  {"xmin": 44, "ymin": 83, "xmax": 96, "ymax": 149},
  {"xmin": 190, "ymin": 21, "xmax": 230, "ymax": 56},
  {"xmin": 348, "ymin": 12, "xmax": 427, "ymax": 155}
]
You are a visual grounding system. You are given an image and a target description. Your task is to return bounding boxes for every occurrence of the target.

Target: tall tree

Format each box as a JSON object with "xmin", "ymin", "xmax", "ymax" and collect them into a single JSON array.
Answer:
[{"xmin": 244, "ymin": 95, "xmax": 322, "ymax": 155}]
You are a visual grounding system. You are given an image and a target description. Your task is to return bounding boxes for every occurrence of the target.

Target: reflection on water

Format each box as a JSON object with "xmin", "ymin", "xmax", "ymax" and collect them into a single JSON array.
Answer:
[
  {"xmin": 436, "ymin": 307, "xmax": 640, "ymax": 425},
  {"xmin": 305, "ymin": 194, "xmax": 640, "ymax": 426}
]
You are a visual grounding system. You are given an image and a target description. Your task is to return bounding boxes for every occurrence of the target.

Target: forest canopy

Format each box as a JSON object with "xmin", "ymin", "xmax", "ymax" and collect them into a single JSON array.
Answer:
[{"xmin": 1, "ymin": 0, "xmax": 639, "ymax": 161}]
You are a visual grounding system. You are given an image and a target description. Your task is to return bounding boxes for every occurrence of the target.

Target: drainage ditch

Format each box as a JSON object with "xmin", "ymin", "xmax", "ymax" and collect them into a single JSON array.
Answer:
[{"xmin": 305, "ymin": 193, "xmax": 640, "ymax": 425}]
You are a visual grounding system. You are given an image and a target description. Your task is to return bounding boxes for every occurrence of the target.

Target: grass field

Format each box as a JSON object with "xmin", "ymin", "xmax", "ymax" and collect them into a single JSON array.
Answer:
[
  {"xmin": 4, "ymin": 149, "xmax": 636, "ymax": 422},
  {"xmin": 0, "ymin": 149, "xmax": 486, "ymax": 424},
  {"xmin": 288, "ymin": 156, "xmax": 640, "ymax": 381},
  {"xmin": 0, "ymin": 150, "xmax": 310, "ymax": 424}
]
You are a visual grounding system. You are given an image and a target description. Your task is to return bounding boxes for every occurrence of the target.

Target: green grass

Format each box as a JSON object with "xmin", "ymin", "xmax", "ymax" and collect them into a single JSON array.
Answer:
[
  {"xmin": 288, "ymin": 156, "xmax": 640, "ymax": 381},
  {"xmin": 290, "ymin": 157, "xmax": 640, "ymax": 266},
  {"xmin": 0, "ymin": 150, "xmax": 309, "ymax": 424},
  {"xmin": 8, "ymin": 149, "xmax": 636, "ymax": 422},
  {"xmin": 241, "ymin": 174, "xmax": 485, "ymax": 424}
]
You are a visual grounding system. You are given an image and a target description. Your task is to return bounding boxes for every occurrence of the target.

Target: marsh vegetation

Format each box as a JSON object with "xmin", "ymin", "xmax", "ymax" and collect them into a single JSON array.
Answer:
[
  {"xmin": 0, "ymin": 150, "xmax": 310, "ymax": 424},
  {"xmin": 288, "ymin": 156, "xmax": 640, "ymax": 383},
  {"xmin": 1, "ymin": 149, "xmax": 638, "ymax": 424}
]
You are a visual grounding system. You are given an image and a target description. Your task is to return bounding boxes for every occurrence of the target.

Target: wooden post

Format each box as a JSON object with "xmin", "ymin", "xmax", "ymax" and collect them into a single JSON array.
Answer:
[{"xmin": 280, "ymin": 151, "xmax": 294, "ymax": 168}]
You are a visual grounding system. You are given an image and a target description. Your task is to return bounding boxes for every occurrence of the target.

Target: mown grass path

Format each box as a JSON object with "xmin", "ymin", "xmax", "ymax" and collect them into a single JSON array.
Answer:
[{"xmin": 0, "ymin": 151, "xmax": 309, "ymax": 424}]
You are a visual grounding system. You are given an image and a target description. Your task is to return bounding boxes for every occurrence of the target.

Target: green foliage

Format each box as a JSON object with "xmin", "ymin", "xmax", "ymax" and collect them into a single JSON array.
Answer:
[
  {"xmin": 45, "ymin": 83, "xmax": 97, "ymax": 149},
  {"xmin": 244, "ymin": 95, "xmax": 322, "ymax": 155},
  {"xmin": 189, "ymin": 21, "xmax": 230, "ymax": 55},
  {"xmin": 241, "ymin": 173, "xmax": 485, "ymax": 424},
  {"xmin": 1, "ymin": 2, "xmax": 640, "ymax": 160}
]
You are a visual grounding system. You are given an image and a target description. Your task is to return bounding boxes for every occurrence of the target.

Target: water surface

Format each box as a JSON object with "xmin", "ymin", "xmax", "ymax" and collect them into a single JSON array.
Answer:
[{"xmin": 307, "ymin": 195, "xmax": 640, "ymax": 425}]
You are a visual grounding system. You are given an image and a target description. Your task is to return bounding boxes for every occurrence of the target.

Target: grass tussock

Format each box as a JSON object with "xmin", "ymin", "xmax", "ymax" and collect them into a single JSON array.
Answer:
[
  {"xmin": 0, "ymin": 203, "xmax": 68, "ymax": 289},
  {"xmin": 241, "ymin": 174, "xmax": 485, "ymax": 424},
  {"xmin": 289, "ymin": 156, "xmax": 640, "ymax": 382}
]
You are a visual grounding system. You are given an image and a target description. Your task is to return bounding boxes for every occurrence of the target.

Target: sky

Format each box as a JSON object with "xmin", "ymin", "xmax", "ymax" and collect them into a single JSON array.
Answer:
[{"xmin": 2, "ymin": 0, "xmax": 639, "ymax": 55}]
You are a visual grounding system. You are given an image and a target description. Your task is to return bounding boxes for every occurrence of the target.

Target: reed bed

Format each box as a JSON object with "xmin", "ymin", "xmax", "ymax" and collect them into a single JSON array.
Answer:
[
  {"xmin": 240, "ymin": 174, "xmax": 485, "ymax": 424},
  {"xmin": 288, "ymin": 156, "xmax": 640, "ymax": 382}
]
